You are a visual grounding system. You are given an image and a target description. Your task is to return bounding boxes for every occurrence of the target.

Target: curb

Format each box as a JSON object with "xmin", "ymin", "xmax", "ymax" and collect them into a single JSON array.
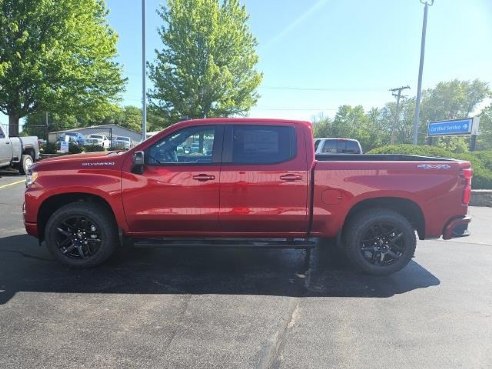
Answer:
[{"xmin": 471, "ymin": 190, "xmax": 492, "ymax": 207}]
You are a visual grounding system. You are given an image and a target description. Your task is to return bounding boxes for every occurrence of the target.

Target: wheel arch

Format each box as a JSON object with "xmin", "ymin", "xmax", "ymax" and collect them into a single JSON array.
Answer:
[
  {"xmin": 37, "ymin": 193, "xmax": 116, "ymax": 241},
  {"xmin": 342, "ymin": 197, "xmax": 425, "ymax": 240},
  {"xmin": 23, "ymin": 147, "xmax": 35, "ymax": 159}
]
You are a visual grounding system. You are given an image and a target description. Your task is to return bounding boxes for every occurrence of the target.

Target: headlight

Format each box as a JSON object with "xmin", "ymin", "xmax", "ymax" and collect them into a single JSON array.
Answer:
[{"xmin": 26, "ymin": 170, "xmax": 39, "ymax": 187}]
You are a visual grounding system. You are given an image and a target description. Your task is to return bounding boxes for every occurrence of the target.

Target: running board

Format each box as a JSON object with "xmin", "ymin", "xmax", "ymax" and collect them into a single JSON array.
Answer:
[{"xmin": 132, "ymin": 238, "xmax": 316, "ymax": 249}]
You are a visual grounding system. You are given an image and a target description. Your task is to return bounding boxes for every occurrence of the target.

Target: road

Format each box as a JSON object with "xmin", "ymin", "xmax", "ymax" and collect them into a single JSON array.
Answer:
[{"xmin": 0, "ymin": 172, "xmax": 491, "ymax": 369}]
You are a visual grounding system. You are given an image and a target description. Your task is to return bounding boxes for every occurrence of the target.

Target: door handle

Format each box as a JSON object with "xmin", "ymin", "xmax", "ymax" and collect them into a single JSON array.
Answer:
[
  {"xmin": 192, "ymin": 174, "xmax": 216, "ymax": 181},
  {"xmin": 280, "ymin": 174, "xmax": 303, "ymax": 181}
]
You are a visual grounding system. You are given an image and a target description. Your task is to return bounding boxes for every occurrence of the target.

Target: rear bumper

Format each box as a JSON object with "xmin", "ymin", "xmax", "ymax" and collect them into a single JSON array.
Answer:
[{"xmin": 442, "ymin": 216, "xmax": 471, "ymax": 240}]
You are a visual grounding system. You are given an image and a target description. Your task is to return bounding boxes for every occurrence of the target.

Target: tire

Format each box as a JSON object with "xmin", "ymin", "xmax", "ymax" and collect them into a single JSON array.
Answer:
[
  {"xmin": 19, "ymin": 154, "xmax": 33, "ymax": 175},
  {"xmin": 45, "ymin": 202, "xmax": 119, "ymax": 268},
  {"xmin": 343, "ymin": 208, "xmax": 416, "ymax": 275}
]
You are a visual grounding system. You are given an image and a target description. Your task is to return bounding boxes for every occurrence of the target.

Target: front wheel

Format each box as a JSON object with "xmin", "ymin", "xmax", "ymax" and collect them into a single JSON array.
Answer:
[
  {"xmin": 19, "ymin": 154, "xmax": 33, "ymax": 175},
  {"xmin": 45, "ymin": 203, "xmax": 119, "ymax": 268},
  {"xmin": 343, "ymin": 208, "xmax": 416, "ymax": 275}
]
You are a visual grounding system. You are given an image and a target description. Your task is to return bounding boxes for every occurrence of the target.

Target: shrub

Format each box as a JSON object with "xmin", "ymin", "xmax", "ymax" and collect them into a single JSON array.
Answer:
[
  {"xmin": 84, "ymin": 144, "xmax": 105, "ymax": 152},
  {"xmin": 42, "ymin": 142, "xmax": 57, "ymax": 154},
  {"xmin": 368, "ymin": 145, "xmax": 492, "ymax": 189},
  {"xmin": 68, "ymin": 142, "xmax": 83, "ymax": 154}
]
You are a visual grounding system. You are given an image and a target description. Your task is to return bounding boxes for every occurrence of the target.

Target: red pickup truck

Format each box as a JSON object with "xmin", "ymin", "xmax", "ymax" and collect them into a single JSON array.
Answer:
[{"xmin": 24, "ymin": 118, "xmax": 472, "ymax": 275}]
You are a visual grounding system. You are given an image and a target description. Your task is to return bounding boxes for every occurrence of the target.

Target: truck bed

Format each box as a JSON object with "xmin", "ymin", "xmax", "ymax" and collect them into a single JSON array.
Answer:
[{"xmin": 315, "ymin": 154, "xmax": 456, "ymax": 162}]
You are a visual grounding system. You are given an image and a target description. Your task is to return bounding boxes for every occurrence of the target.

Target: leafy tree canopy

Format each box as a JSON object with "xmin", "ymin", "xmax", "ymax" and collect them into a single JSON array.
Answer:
[
  {"xmin": 312, "ymin": 79, "xmax": 490, "ymax": 153},
  {"xmin": 148, "ymin": 0, "xmax": 262, "ymax": 122},
  {"xmin": 0, "ymin": 0, "xmax": 126, "ymax": 136}
]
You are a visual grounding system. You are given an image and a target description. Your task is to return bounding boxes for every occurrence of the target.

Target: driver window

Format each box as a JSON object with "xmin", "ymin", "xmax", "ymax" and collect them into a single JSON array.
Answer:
[{"xmin": 146, "ymin": 125, "xmax": 216, "ymax": 165}]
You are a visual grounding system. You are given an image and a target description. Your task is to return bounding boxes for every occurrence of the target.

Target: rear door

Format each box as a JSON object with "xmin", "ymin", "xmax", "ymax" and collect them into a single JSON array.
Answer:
[
  {"xmin": 218, "ymin": 124, "xmax": 309, "ymax": 234},
  {"xmin": 122, "ymin": 125, "xmax": 223, "ymax": 234}
]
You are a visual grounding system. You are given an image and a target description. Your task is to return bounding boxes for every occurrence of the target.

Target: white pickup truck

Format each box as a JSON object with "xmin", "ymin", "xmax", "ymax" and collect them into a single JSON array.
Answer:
[{"xmin": 0, "ymin": 125, "xmax": 40, "ymax": 174}]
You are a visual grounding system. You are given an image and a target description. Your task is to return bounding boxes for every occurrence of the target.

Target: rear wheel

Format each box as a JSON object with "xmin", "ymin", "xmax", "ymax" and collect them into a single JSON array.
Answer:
[
  {"xmin": 45, "ymin": 203, "xmax": 119, "ymax": 268},
  {"xmin": 343, "ymin": 208, "xmax": 416, "ymax": 275}
]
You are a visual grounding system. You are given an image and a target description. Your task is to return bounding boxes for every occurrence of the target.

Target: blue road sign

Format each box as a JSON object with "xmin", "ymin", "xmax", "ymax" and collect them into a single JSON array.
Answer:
[{"xmin": 427, "ymin": 118, "xmax": 473, "ymax": 136}]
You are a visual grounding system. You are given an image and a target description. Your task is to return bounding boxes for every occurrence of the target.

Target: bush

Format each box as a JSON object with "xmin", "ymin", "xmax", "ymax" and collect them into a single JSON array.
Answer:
[
  {"xmin": 42, "ymin": 142, "xmax": 57, "ymax": 154},
  {"xmin": 84, "ymin": 144, "xmax": 105, "ymax": 152},
  {"xmin": 68, "ymin": 142, "xmax": 83, "ymax": 154},
  {"xmin": 473, "ymin": 151, "xmax": 492, "ymax": 170},
  {"xmin": 368, "ymin": 145, "xmax": 492, "ymax": 189}
]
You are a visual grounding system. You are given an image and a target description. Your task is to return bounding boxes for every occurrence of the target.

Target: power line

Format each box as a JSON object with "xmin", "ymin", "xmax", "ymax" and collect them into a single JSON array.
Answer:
[
  {"xmin": 260, "ymin": 86, "xmax": 386, "ymax": 92},
  {"xmin": 254, "ymin": 107, "xmax": 338, "ymax": 111}
]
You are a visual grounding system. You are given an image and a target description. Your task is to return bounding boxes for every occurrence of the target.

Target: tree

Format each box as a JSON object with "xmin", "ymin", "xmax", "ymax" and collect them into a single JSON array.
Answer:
[
  {"xmin": 477, "ymin": 104, "xmax": 492, "ymax": 151},
  {"xmin": 0, "ymin": 0, "xmax": 126, "ymax": 136},
  {"xmin": 148, "ymin": 0, "xmax": 262, "ymax": 122},
  {"xmin": 419, "ymin": 79, "xmax": 490, "ymax": 149},
  {"xmin": 312, "ymin": 106, "xmax": 388, "ymax": 152},
  {"xmin": 380, "ymin": 97, "xmax": 415, "ymax": 145}
]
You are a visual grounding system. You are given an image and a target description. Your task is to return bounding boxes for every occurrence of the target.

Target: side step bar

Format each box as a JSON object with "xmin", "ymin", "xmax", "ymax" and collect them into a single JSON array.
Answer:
[{"xmin": 132, "ymin": 238, "xmax": 316, "ymax": 249}]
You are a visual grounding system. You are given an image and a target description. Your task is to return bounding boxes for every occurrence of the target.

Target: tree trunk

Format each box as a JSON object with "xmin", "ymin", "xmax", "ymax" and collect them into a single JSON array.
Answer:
[{"xmin": 8, "ymin": 115, "xmax": 19, "ymax": 137}]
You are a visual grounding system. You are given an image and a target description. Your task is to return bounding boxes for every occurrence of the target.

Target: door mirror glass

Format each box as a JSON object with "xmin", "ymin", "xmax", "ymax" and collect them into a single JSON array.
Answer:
[{"xmin": 132, "ymin": 151, "xmax": 145, "ymax": 174}]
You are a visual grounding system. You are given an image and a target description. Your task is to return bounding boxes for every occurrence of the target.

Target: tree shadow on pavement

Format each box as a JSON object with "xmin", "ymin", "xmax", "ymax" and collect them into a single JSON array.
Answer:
[{"xmin": 0, "ymin": 234, "xmax": 440, "ymax": 304}]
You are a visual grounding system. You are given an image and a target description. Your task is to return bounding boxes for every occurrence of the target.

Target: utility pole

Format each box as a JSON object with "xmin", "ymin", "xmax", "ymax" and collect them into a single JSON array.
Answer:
[
  {"xmin": 413, "ymin": 0, "xmax": 434, "ymax": 145},
  {"xmin": 389, "ymin": 86, "xmax": 410, "ymax": 144},
  {"xmin": 141, "ymin": 0, "xmax": 147, "ymax": 142}
]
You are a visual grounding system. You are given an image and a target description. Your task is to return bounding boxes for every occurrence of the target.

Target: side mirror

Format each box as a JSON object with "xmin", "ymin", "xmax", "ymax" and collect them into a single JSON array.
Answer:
[{"xmin": 132, "ymin": 151, "xmax": 145, "ymax": 174}]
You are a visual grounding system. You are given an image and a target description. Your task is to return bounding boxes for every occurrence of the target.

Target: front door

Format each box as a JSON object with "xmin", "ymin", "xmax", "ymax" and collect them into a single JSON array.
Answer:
[{"xmin": 122, "ymin": 125, "xmax": 223, "ymax": 235}]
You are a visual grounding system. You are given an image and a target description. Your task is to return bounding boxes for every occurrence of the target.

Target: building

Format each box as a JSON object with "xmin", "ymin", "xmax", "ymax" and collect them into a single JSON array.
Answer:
[{"xmin": 49, "ymin": 124, "xmax": 144, "ymax": 146}]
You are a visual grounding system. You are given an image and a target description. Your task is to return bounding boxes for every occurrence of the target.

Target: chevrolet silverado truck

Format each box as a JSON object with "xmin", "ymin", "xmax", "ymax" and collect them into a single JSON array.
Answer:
[
  {"xmin": 23, "ymin": 118, "xmax": 472, "ymax": 275},
  {"xmin": 0, "ymin": 125, "xmax": 40, "ymax": 174}
]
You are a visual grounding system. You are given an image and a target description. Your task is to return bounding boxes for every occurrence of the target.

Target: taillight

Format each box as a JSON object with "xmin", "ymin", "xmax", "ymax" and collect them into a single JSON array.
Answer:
[{"xmin": 460, "ymin": 168, "xmax": 473, "ymax": 205}]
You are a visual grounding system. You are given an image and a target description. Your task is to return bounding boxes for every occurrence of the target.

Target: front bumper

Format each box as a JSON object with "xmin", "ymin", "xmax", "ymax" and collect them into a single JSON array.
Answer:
[
  {"xmin": 24, "ymin": 222, "xmax": 39, "ymax": 237},
  {"xmin": 442, "ymin": 216, "xmax": 471, "ymax": 240}
]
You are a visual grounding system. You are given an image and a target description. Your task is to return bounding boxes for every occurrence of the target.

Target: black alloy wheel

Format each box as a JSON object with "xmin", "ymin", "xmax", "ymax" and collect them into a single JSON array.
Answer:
[
  {"xmin": 359, "ymin": 222, "xmax": 405, "ymax": 267},
  {"xmin": 54, "ymin": 215, "xmax": 103, "ymax": 259}
]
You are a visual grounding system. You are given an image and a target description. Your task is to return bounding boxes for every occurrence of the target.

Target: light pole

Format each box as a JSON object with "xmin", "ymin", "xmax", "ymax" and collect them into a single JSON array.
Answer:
[
  {"xmin": 413, "ymin": 0, "xmax": 434, "ymax": 145},
  {"xmin": 141, "ymin": 0, "xmax": 147, "ymax": 141}
]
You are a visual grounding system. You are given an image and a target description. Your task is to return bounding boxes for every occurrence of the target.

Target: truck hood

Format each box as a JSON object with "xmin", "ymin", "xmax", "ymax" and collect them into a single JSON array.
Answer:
[{"xmin": 33, "ymin": 151, "xmax": 128, "ymax": 172}]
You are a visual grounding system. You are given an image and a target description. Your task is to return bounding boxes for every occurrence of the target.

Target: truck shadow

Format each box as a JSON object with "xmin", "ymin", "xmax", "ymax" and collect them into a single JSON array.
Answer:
[{"xmin": 0, "ymin": 234, "xmax": 440, "ymax": 304}]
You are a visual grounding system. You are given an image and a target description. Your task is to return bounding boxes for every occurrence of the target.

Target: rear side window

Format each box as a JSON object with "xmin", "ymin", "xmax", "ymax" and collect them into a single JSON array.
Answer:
[
  {"xmin": 322, "ymin": 140, "xmax": 337, "ymax": 153},
  {"xmin": 344, "ymin": 140, "xmax": 361, "ymax": 154},
  {"xmin": 231, "ymin": 125, "xmax": 296, "ymax": 164}
]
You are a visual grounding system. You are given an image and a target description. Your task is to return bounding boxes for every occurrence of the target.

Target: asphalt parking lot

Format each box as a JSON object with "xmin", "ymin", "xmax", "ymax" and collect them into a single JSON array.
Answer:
[{"xmin": 0, "ymin": 171, "xmax": 491, "ymax": 369}]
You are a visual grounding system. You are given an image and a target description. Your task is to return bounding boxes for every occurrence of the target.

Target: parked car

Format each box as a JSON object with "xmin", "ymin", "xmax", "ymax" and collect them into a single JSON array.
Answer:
[
  {"xmin": 85, "ymin": 134, "xmax": 110, "ymax": 149},
  {"xmin": 0, "ymin": 125, "xmax": 40, "ymax": 174},
  {"xmin": 111, "ymin": 136, "xmax": 132, "ymax": 150},
  {"xmin": 24, "ymin": 118, "xmax": 472, "ymax": 275},
  {"xmin": 314, "ymin": 138, "xmax": 363, "ymax": 154},
  {"xmin": 58, "ymin": 132, "xmax": 85, "ymax": 146}
]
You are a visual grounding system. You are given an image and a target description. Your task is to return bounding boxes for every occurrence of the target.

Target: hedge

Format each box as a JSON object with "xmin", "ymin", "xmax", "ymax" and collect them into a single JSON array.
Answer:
[{"xmin": 368, "ymin": 145, "xmax": 492, "ymax": 189}]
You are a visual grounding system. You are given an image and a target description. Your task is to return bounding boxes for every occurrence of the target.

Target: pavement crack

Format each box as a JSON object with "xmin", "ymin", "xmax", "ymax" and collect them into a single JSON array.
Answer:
[
  {"xmin": 163, "ymin": 294, "xmax": 192, "ymax": 351},
  {"xmin": 257, "ymin": 298, "xmax": 299, "ymax": 369}
]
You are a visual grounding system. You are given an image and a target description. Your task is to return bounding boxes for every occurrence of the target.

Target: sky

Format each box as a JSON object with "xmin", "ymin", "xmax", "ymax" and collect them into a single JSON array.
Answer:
[
  {"xmin": 2, "ymin": 0, "xmax": 491, "ymax": 132},
  {"xmin": 4, "ymin": 0, "xmax": 487, "ymax": 131}
]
